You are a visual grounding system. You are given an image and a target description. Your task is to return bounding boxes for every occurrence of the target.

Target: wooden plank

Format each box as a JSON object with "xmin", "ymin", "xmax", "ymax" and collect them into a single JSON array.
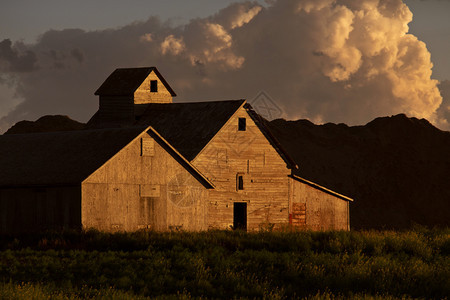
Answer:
[{"xmin": 140, "ymin": 184, "xmax": 160, "ymax": 197}]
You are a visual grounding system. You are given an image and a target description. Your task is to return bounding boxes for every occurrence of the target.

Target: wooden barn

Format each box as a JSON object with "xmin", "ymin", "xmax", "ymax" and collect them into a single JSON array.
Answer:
[
  {"xmin": 0, "ymin": 66, "xmax": 352, "ymax": 233},
  {"xmin": 87, "ymin": 67, "xmax": 352, "ymax": 231}
]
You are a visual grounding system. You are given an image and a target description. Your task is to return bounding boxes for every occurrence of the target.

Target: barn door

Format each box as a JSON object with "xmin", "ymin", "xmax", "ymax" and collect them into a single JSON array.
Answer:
[{"xmin": 233, "ymin": 202, "xmax": 247, "ymax": 231}]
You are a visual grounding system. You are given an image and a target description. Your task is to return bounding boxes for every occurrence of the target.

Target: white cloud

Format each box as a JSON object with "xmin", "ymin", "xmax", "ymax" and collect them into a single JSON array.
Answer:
[
  {"xmin": 230, "ymin": 5, "xmax": 262, "ymax": 29},
  {"xmin": 161, "ymin": 35, "xmax": 185, "ymax": 55}
]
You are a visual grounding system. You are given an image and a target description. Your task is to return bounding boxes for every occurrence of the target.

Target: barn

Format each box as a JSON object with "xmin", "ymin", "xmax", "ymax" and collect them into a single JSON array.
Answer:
[{"xmin": 0, "ymin": 66, "xmax": 352, "ymax": 233}]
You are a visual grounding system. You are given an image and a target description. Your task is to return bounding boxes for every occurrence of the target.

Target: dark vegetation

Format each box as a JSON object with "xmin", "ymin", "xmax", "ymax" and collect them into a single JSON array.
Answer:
[{"xmin": 0, "ymin": 229, "xmax": 448, "ymax": 299}]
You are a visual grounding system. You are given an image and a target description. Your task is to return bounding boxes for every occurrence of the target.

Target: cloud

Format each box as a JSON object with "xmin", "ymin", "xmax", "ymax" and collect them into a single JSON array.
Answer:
[
  {"xmin": 70, "ymin": 49, "xmax": 84, "ymax": 64},
  {"xmin": 139, "ymin": 33, "xmax": 154, "ymax": 43},
  {"xmin": 0, "ymin": 18, "xmax": 169, "ymax": 132},
  {"xmin": 211, "ymin": 2, "xmax": 263, "ymax": 29},
  {"xmin": 436, "ymin": 80, "xmax": 450, "ymax": 130},
  {"xmin": 1, "ymin": 0, "xmax": 449, "ymax": 133},
  {"xmin": 161, "ymin": 35, "xmax": 185, "ymax": 55},
  {"xmin": 0, "ymin": 39, "xmax": 37, "ymax": 72}
]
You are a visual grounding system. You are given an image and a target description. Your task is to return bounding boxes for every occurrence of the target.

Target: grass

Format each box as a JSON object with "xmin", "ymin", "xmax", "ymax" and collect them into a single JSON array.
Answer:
[{"xmin": 0, "ymin": 228, "xmax": 448, "ymax": 299}]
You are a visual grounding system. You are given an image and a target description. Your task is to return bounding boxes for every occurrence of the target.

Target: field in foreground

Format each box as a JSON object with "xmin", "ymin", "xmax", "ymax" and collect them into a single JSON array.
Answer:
[{"xmin": 0, "ymin": 229, "xmax": 448, "ymax": 299}]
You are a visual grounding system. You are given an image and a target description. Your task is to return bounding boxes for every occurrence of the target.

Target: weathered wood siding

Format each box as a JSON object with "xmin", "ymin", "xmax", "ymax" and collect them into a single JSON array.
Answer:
[
  {"xmin": 192, "ymin": 106, "xmax": 291, "ymax": 231},
  {"xmin": 82, "ymin": 132, "xmax": 208, "ymax": 232},
  {"xmin": 134, "ymin": 71, "xmax": 172, "ymax": 104},
  {"xmin": 290, "ymin": 178, "xmax": 349, "ymax": 230},
  {"xmin": 0, "ymin": 186, "xmax": 81, "ymax": 234}
]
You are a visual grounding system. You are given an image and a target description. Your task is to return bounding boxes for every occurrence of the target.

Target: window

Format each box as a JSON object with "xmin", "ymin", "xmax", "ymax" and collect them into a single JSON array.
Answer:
[
  {"xmin": 150, "ymin": 80, "xmax": 158, "ymax": 92},
  {"xmin": 237, "ymin": 174, "xmax": 244, "ymax": 190},
  {"xmin": 238, "ymin": 118, "xmax": 246, "ymax": 131},
  {"xmin": 141, "ymin": 138, "xmax": 154, "ymax": 156}
]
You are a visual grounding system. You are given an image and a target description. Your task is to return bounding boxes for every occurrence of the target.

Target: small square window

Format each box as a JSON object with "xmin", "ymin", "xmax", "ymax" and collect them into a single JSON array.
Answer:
[
  {"xmin": 150, "ymin": 80, "xmax": 158, "ymax": 92},
  {"xmin": 238, "ymin": 118, "xmax": 246, "ymax": 131}
]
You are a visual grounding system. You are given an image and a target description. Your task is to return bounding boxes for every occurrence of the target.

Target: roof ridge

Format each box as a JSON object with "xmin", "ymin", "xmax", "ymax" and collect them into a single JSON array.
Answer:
[
  {"xmin": 115, "ymin": 66, "xmax": 156, "ymax": 70},
  {"xmin": 178, "ymin": 99, "xmax": 246, "ymax": 104},
  {"xmin": 139, "ymin": 99, "xmax": 246, "ymax": 106},
  {"xmin": 0, "ymin": 126, "xmax": 147, "ymax": 138}
]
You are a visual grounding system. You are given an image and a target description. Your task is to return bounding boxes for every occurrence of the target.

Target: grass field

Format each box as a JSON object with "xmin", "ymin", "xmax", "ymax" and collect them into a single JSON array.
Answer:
[{"xmin": 0, "ymin": 228, "xmax": 448, "ymax": 299}]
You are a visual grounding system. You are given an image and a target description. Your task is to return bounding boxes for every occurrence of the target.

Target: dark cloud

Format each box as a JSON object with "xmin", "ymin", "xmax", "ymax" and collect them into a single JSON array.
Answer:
[
  {"xmin": 0, "ymin": 0, "xmax": 448, "ymax": 133},
  {"xmin": 71, "ymin": 49, "xmax": 84, "ymax": 64},
  {"xmin": 0, "ymin": 39, "xmax": 37, "ymax": 72}
]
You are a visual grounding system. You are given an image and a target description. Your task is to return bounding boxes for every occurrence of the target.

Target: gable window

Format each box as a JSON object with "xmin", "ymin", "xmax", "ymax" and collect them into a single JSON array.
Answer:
[
  {"xmin": 237, "ymin": 174, "xmax": 244, "ymax": 190},
  {"xmin": 141, "ymin": 138, "xmax": 155, "ymax": 156},
  {"xmin": 238, "ymin": 118, "xmax": 246, "ymax": 131},
  {"xmin": 150, "ymin": 80, "xmax": 158, "ymax": 92}
]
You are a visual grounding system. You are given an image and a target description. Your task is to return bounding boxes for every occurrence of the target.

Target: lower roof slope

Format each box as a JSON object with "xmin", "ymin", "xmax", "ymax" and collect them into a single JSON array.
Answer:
[{"xmin": 0, "ymin": 127, "xmax": 146, "ymax": 187}]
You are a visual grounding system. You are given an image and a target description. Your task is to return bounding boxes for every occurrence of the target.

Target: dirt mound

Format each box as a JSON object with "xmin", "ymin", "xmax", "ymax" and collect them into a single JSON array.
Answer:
[
  {"xmin": 4, "ymin": 115, "xmax": 85, "ymax": 135},
  {"xmin": 267, "ymin": 114, "xmax": 450, "ymax": 229}
]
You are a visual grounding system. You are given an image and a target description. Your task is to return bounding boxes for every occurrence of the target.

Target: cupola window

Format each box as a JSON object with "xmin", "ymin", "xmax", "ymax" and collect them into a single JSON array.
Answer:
[{"xmin": 150, "ymin": 80, "xmax": 158, "ymax": 92}]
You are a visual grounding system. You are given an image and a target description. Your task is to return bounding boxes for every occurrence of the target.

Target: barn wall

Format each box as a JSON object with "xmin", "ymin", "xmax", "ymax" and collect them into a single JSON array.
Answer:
[
  {"xmin": 290, "ymin": 178, "xmax": 349, "ymax": 231},
  {"xmin": 134, "ymin": 72, "xmax": 172, "ymax": 104},
  {"xmin": 192, "ymin": 107, "xmax": 291, "ymax": 231},
  {"xmin": 0, "ymin": 186, "xmax": 81, "ymax": 234},
  {"xmin": 82, "ymin": 132, "xmax": 209, "ymax": 232}
]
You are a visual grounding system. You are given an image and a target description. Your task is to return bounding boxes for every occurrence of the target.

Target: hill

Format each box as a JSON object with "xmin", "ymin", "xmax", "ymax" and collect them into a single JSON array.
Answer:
[
  {"xmin": 266, "ymin": 114, "xmax": 450, "ymax": 229},
  {"xmin": 4, "ymin": 115, "xmax": 84, "ymax": 135}
]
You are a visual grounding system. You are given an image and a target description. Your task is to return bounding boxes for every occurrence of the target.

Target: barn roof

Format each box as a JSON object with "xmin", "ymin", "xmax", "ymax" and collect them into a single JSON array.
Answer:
[
  {"xmin": 0, "ymin": 127, "xmax": 146, "ymax": 187},
  {"xmin": 135, "ymin": 100, "xmax": 246, "ymax": 161},
  {"xmin": 290, "ymin": 174, "xmax": 353, "ymax": 202},
  {"xmin": 87, "ymin": 98, "xmax": 297, "ymax": 168},
  {"xmin": 0, "ymin": 127, "xmax": 213, "ymax": 188},
  {"xmin": 94, "ymin": 67, "xmax": 177, "ymax": 96}
]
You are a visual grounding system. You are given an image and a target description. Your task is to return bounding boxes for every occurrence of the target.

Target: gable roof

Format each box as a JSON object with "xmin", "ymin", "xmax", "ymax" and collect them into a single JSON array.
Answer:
[
  {"xmin": 87, "ymin": 98, "xmax": 297, "ymax": 168},
  {"xmin": 0, "ymin": 127, "xmax": 214, "ymax": 188},
  {"xmin": 145, "ymin": 127, "xmax": 214, "ymax": 189},
  {"xmin": 94, "ymin": 67, "xmax": 177, "ymax": 97},
  {"xmin": 0, "ymin": 127, "xmax": 145, "ymax": 187},
  {"xmin": 135, "ymin": 100, "xmax": 246, "ymax": 160}
]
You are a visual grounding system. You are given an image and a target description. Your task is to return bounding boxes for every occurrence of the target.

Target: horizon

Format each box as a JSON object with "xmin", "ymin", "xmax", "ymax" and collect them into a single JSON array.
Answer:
[{"xmin": 4, "ymin": 110, "xmax": 446, "ymax": 136}]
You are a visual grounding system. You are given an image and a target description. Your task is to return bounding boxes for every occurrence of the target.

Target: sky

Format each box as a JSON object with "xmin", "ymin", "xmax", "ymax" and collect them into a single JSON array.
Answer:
[{"xmin": 1, "ymin": 0, "xmax": 450, "ymax": 132}]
